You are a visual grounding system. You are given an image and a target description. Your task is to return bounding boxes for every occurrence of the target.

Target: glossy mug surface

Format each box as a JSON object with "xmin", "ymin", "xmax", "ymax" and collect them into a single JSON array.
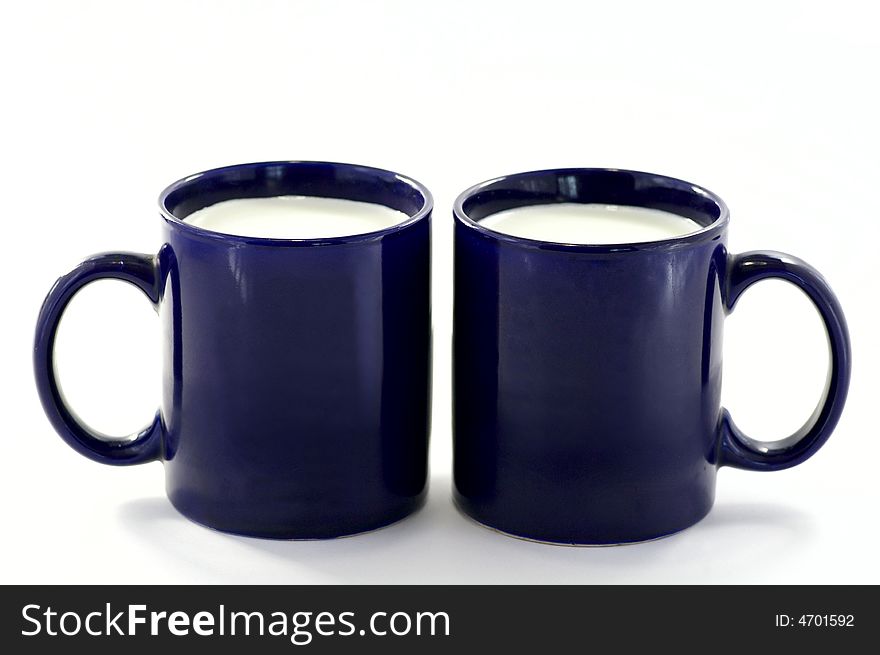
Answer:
[
  {"xmin": 453, "ymin": 168, "xmax": 850, "ymax": 545},
  {"xmin": 35, "ymin": 161, "xmax": 433, "ymax": 538}
]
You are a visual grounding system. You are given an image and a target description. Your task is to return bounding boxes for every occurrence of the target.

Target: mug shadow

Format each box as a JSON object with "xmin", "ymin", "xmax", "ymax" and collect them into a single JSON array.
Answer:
[{"xmin": 117, "ymin": 476, "xmax": 815, "ymax": 584}]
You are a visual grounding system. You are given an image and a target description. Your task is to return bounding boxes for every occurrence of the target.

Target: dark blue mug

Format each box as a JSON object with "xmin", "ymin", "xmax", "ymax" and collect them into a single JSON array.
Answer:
[
  {"xmin": 453, "ymin": 168, "xmax": 850, "ymax": 545},
  {"xmin": 35, "ymin": 161, "xmax": 433, "ymax": 538}
]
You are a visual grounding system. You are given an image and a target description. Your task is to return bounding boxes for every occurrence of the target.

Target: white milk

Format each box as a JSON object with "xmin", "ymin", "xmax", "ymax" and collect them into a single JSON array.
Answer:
[
  {"xmin": 478, "ymin": 203, "xmax": 704, "ymax": 244},
  {"xmin": 185, "ymin": 195, "xmax": 410, "ymax": 239}
]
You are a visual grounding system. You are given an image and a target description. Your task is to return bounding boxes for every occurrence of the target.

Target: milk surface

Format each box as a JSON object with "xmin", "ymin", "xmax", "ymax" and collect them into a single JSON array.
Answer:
[
  {"xmin": 185, "ymin": 195, "xmax": 409, "ymax": 239},
  {"xmin": 478, "ymin": 203, "xmax": 704, "ymax": 244}
]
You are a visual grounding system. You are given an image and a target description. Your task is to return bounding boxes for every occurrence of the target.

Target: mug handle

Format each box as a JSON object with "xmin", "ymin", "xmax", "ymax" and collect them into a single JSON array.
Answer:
[
  {"xmin": 718, "ymin": 250, "xmax": 851, "ymax": 471},
  {"xmin": 34, "ymin": 252, "xmax": 165, "ymax": 465}
]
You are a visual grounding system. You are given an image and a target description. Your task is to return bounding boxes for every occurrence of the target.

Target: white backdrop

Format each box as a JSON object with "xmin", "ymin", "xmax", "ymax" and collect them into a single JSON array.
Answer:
[{"xmin": 2, "ymin": 0, "xmax": 877, "ymax": 584}]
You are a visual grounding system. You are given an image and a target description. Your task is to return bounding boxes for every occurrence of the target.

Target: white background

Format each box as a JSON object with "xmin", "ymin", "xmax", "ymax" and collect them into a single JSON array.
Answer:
[{"xmin": 2, "ymin": 0, "xmax": 878, "ymax": 584}]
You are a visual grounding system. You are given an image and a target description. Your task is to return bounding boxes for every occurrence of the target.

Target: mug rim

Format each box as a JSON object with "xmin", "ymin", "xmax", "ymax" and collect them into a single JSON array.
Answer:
[
  {"xmin": 453, "ymin": 167, "xmax": 730, "ymax": 252},
  {"xmin": 158, "ymin": 160, "xmax": 433, "ymax": 247}
]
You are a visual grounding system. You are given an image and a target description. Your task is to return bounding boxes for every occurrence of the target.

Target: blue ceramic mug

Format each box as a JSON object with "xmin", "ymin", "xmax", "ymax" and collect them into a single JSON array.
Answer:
[
  {"xmin": 35, "ymin": 161, "xmax": 433, "ymax": 538},
  {"xmin": 453, "ymin": 168, "xmax": 850, "ymax": 545}
]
